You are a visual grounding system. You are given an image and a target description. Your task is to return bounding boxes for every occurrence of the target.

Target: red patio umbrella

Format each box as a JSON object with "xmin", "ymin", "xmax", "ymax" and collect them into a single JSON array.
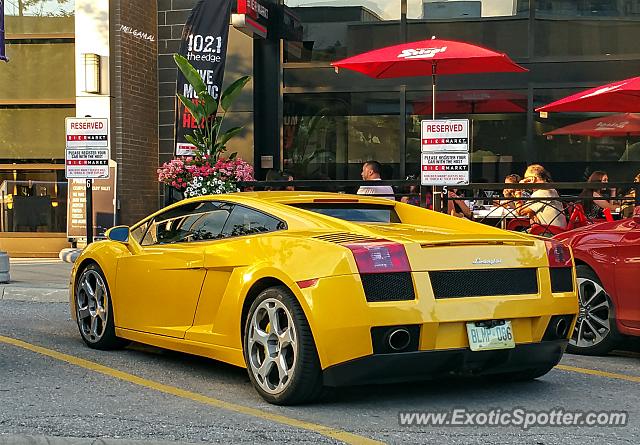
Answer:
[
  {"xmin": 536, "ymin": 76, "xmax": 640, "ymax": 113},
  {"xmin": 544, "ymin": 113, "xmax": 640, "ymax": 137},
  {"xmin": 545, "ymin": 113, "xmax": 640, "ymax": 161},
  {"xmin": 412, "ymin": 90, "xmax": 527, "ymax": 115},
  {"xmin": 332, "ymin": 38, "xmax": 527, "ymax": 119}
]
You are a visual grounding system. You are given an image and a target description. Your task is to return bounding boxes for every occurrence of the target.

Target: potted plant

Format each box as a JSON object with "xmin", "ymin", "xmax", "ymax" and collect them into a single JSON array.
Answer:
[{"xmin": 157, "ymin": 54, "xmax": 254, "ymax": 197}]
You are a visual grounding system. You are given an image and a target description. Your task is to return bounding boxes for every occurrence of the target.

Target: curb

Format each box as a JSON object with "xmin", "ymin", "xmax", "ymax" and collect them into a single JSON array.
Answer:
[
  {"xmin": 0, "ymin": 435, "xmax": 199, "ymax": 445},
  {"xmin": 59, "ymin": 248, "xmax": 83, "ymax": 263},
  {"xmin": 0, "ymin": 286, "xmax": 68, "ymax": 303}
]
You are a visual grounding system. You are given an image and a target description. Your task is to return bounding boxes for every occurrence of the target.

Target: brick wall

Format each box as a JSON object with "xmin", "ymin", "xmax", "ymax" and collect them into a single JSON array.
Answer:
[{"xmin": 110, "ymin": 0, "xmax": 159, "ymax": 225}]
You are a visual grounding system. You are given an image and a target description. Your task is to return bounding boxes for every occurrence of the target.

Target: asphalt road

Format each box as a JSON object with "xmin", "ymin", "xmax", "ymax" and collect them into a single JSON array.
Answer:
[{"xmin": 1, "ymin": 299, "xmax": 639, "ymax": 445}]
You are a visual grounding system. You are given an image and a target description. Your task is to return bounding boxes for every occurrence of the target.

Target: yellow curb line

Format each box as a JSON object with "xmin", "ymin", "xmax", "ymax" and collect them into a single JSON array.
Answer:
[
  {"xmin": 0, "ymin": 335, "xmax": 383, "ymax": 445},
  {"xmin": 556, "ymin": 364, "xmax": 640, "ymax": 383}
]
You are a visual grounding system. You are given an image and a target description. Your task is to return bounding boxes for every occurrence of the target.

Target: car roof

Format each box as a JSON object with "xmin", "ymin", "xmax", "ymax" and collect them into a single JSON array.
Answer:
[{"xmin": 133, "ymin": 191, "xmax": 396, "ymax": 230}]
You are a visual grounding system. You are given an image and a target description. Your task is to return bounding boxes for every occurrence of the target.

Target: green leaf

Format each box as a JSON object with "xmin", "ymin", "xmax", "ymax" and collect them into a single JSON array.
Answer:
[
  {"xmin": 178, "ymin": 94, "xmax": 204, "ymax": 122},
  {"xmin": 184, "ymin": 134, "xmax": 202, "ymax": 150},
  {"xmin": 217, "ymin": 126, "xmax": 244, "ymax": 147},
  {"xmin": 228, "ymin": 152, "xmax": 238, "ymax": 160},
  {"xmin": 220, "ymin": 76, "xmax": 251, "ymax": 111},
  {"xmin": 201, "ymin": 92, "xmax": 218, "ymax": 117},
  {"xmin": 174, "ymin": 54, "xmax": 207, "ymax": 97}
]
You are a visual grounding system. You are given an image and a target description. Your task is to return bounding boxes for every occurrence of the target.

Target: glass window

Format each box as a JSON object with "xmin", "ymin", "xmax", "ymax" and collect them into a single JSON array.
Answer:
[
  {"xmin": 536, "ymin": 0, "xmax": 640, "ymax": 18},
  {"xmin": 130, "ymin": 220, "xmax": 150, "ymax": 244},
  {"xmin": 283, "ymin": 1, "xmax": 401, "ymax": 62},
  {"xmin": 534, "ymin": 1, "xmax": 640, "ymax": 58},
  {"xmin": 408, "ymin": 0, "xmax": 529, "ymax": 19},
  {"xmin": 284, "ymin": 92, "xmax": 400, "ymax": 180},
  {"xmin": 141, "ymin": 201, "xmax": 233, "ymax": 246},
  {"xmin": 290, "ymin": 203, "xmax": 401, "ymax": 223},
  {"xmin": 0, "ymin": 107, "xmax": 75, "ymax": 160},
  {"xmin": 221, "ymin": 205, "xmax": 286, "ymax": 238},
  {"xmin": 0, "ymin": 43, "xmax": 75, "ymax": 101},
  {"xmin": 4, "ymin": 0, "xmax": 75, "ymax": 34},
  {"xmin": 405, "ymin": 1, "xmax": 529, "ymax": 59},
  {"xmin": 532, "ymin": 89, "xmax": 640, "ymax": 183},
  {"xmin": 0, "ymin": 175, "xmax": 67, "ymax": 233}
]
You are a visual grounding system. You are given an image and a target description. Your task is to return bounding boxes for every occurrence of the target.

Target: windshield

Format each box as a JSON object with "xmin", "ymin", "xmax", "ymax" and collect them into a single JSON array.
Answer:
[{"xmin": 290, "ymin": 203, "xmax": 400, "ymax": 223}]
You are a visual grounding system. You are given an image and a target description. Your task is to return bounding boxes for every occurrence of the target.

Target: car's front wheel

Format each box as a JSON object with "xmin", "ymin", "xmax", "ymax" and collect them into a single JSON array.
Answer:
[
  {"xmin": 75, "ymin": 263, "xmax": 127, "ymax": 350},
  {"xmin": 567, "ymin": 265, "xmax": 621, "ymax": 355},
  {"xmin": 243, "ymin": 286, "xmax": 323, "ymax": 405}
]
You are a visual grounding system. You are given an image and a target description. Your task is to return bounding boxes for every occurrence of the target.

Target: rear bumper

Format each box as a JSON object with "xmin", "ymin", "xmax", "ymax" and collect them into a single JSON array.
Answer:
[{"xmin": 322, "ymin": 339, "xmax": 567, "ymax": 387}]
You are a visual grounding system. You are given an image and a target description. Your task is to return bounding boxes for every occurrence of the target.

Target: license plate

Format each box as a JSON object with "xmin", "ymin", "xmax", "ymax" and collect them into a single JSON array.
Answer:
[{"xmin": 466, "ymin": 320, "xmax": 515, "ymax": 351}]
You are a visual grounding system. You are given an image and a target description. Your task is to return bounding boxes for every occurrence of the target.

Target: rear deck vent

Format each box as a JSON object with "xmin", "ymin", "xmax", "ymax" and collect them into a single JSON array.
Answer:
[{"xmin": 313, "ymin": 233, "xmax": 377, "ymax": 244}]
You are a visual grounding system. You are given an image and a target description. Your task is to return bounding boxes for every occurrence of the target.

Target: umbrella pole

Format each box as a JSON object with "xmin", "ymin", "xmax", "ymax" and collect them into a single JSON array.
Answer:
[
  {"xmin": 431, "ymin": 62, "xmax": 437, "ymax": 120},
  {"xmin": 625, "ymin": 133, "xmax": 630, "ymax": 161}
]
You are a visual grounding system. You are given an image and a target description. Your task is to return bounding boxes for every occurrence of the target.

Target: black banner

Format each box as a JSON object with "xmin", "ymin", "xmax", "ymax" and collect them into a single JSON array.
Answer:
[{"xmin": 175, "ymin": 0, "xmax": 232, "ymax": 155}]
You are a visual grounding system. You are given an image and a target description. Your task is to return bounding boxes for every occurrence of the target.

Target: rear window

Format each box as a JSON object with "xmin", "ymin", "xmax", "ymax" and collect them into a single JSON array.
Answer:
[{"xmin": 290, "ymin": 203, "xmax": 400, "ymax": 223}]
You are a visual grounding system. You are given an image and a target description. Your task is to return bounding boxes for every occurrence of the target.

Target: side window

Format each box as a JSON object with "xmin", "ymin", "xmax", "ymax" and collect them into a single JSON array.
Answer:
[
  {"xmin": 130, "ymin": 220, "xmax": 150, "ymax": 244},
  {"xmin": 141, "ymin": 201, "xmax": 232, "ymax": 246},
  {"xmin": 221, "ymin": 205, "xmax": 286, "ymax": 238}
]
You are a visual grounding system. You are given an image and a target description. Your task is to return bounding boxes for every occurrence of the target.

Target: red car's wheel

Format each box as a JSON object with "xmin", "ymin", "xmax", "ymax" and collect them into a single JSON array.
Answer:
[{"xmin": 567, "ymin": 265, "xmax": 621, "ymax": 356}]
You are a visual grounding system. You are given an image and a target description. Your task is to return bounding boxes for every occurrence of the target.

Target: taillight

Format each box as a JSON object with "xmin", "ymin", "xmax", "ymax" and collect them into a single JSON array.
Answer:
[
  {"xmin": 345, "ymin": 241, "xmax": 411, "ymax": 274},
  {"xmin": 544, "ymin": 240, "xmax": 572, "ymax": 268}
]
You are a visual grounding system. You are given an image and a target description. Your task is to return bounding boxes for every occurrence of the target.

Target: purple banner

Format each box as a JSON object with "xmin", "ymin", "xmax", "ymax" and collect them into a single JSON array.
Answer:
[{"xmin": 0, "ymin": 0, "xmax": 7, "ymax": 62}]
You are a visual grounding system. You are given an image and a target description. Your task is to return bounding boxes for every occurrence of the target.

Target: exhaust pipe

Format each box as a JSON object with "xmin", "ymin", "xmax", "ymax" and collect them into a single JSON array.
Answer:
[
  {"xmin": 555, "ymin": 318, "xmax": 569, "ymax": 338},
  {"xmin": 387, "ymin": 328, "xmax": 411, "ymax": 351}
]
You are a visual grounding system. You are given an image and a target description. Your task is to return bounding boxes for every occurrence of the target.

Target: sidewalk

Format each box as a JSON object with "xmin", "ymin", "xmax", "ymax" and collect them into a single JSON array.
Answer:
[{"xmin": 0, "ymin": 258, "xmax": 72, "ymax": 303}]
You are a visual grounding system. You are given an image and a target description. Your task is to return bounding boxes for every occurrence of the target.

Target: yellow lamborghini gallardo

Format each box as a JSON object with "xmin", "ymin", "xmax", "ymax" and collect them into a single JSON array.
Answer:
[{"xmin": 70, "ymin": 191, "xmax": 578, "ymax": 405}]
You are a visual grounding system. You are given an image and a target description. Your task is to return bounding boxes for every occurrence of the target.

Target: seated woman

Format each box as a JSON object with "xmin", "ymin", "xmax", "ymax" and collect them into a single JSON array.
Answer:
[
  {"xmin": 514, "ymin": 164, "xmax": 567, "ymax": 230},
  {"xmin": 579, "ymin": 171, "xmax": 618, "ymax": 220},
  {"xmin": 498, "ymin": 173, "xmax": 521, "ymax": 209}
]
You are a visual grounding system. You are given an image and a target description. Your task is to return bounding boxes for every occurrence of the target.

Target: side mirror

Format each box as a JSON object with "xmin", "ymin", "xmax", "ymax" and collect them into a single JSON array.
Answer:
[{"xmin": 107, "ymin": 226, "xmax": 130, "ymax": 243}]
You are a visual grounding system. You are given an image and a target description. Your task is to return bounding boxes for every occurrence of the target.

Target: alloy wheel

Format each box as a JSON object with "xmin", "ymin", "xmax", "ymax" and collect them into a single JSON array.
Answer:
[
  {"xmin": 571, "ymin": 277, "xmax": 611, "ymax": 349},
  {"xmin": 247, "ymin": 298, "xmax": 297, "ymax": 394},
  {"xmin": 76, "ymin": 269, "xmax": 109, "ymax": 343}
]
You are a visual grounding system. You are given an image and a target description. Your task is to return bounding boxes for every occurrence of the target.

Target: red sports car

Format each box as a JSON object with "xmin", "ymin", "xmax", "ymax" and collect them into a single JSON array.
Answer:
[{"xmin": 554, "ymin": 206, "xmax": 640, "ymax": 355}]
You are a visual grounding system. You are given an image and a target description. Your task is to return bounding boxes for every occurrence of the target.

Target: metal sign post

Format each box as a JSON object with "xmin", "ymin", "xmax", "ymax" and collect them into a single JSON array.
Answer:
[
  {"xmin": 86, "ymin": 179, "xmax": 93, "ymax": 244},
  {"xmin": 65, "ymin": 117, "xmax": 110, "ymax": 245}
]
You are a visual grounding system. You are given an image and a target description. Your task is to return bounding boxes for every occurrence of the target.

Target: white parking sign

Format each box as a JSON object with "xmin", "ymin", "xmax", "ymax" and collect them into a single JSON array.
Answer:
[
  {"xmin": 421, "ymin": 152, "xmax": 470, "ymax": 186},
  {"xmin": 65, "ymin": 148, "xmax": 110, "ymax": 179},
  {"xmin": 421, "ymin": 119, "xmax": 469, "ymax": 152},
  {"xmin": 65, "ymin": 118, "xmax": 108, "ymax": 147}
]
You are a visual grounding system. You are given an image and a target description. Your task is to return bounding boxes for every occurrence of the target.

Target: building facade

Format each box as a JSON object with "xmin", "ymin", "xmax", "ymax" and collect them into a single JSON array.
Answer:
[{"xmin": 1, "ymin": 0, "xmax": 640, "ymax": 256}]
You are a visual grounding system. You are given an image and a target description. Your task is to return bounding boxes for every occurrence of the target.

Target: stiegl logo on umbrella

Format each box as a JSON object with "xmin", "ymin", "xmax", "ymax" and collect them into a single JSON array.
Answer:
[{"xmin": 398, "ymin": 47, "xmax": 447, "ymax": 59}]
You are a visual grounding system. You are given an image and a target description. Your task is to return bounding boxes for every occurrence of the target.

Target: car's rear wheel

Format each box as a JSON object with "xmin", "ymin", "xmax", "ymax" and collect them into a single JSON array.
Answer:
[
  {"xmin": 243, "ymin": 286, "xmax": 323, "ymax": 405},
  {"xmin": 75, "ymin": 263, "xmax": 127, "ymax": 350},
  {"xmin": 567, "ymin": 265, "xmax": 621, "ymax": 356}
]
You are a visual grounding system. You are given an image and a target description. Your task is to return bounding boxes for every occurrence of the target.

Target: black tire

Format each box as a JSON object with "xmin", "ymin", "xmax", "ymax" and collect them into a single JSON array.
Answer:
[
  {"xmin": 566, "ymin": 265, "xmax": 621, "ymax": 356},
  {"xmin": 75, "ymin": 263, "xmax": 128, "ymax": 350},
  {"xmin": 243, "ymin": 286, "xmax": 324, "ymax": 405}
]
